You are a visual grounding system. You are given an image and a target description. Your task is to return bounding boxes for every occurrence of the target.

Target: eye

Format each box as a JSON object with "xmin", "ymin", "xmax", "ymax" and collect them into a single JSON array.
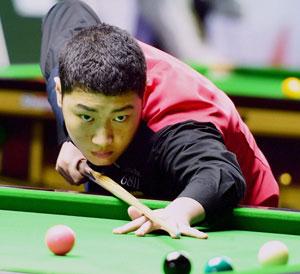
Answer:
[
  {"xmin": 80, "ymin": 114, "xmax": 93, "ymax": 122},
  {"xmin": 113, "ymin": 115, "xmax": 128, "ymax": 123}
]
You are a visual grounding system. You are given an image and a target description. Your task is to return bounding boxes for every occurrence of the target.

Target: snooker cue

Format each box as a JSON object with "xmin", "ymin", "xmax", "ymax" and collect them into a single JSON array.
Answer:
[{"xmin": 90, "ymin": 170, "xmax": 180, "ymax": 239}]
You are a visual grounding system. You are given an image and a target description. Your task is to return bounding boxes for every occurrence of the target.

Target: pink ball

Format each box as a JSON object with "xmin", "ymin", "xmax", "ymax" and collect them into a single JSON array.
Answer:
[{"xmin": 45, "ymin": 224, "xmax": 76, "ymax": 256}]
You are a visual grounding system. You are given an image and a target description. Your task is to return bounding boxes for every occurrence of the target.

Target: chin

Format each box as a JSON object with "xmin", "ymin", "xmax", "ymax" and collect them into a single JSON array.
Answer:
[{"xmin": 88, "ymin": 156, "xmax": 116, "ymax": 167}]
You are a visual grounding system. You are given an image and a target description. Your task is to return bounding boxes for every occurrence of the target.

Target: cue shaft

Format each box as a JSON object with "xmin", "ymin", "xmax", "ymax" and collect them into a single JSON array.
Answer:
[{"xmin": 90, "ymin": 170, "xmax": 180, "ymax": 239}]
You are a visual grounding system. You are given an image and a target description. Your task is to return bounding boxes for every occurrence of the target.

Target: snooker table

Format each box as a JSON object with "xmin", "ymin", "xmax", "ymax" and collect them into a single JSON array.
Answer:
[{"xmin": 0, "ymin": 187, "xmax": 300, "ymax": 274}]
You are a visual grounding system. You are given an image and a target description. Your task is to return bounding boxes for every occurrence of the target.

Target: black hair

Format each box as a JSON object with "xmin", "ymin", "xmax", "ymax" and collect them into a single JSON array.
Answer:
[{"xmin": 59, "ymin": 23, "xmax": 146, "ymax": 97}]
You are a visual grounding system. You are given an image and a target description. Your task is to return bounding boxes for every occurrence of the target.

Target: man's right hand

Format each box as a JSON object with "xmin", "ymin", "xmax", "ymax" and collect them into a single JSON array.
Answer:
[{"xmin": 56, "ymin": 141, "xmax": 91, "ymax": 185}]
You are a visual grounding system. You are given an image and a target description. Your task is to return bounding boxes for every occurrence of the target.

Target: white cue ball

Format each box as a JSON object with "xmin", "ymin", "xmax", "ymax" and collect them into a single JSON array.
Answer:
[{"xmin": 258, "ymin": 240, "xmax": 289, "ymax": 266}]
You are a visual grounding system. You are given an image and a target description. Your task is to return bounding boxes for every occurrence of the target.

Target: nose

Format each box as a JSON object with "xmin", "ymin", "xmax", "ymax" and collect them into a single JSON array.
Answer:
[{"xmin": 91, "ymin": 127, "xmax": 113, "ymax": 147}]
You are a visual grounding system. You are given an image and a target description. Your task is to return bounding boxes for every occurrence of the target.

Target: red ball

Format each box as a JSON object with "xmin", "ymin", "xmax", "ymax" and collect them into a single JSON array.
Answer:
[{"xmin": 45, "ymin": 225, "xmax": 75, "ymax": 256}]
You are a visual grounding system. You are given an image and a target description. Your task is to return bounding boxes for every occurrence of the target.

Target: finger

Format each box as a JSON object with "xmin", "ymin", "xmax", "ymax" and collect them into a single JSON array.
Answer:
[
  {"xmin": 134, "ymin": 220, "xmax": 154, "ymax": 237},
  {"xmin": 56, "ymin": 166, "xmax": 74, "ymax": 184},
  {"xmin": 128, "ymin": 206, "xmax": 143, "ymax": 221},
  {"xmin": 113, "ymin": 216, "xmax": 148, "ymax": 234},
  {"xmin": 134, "ymin": 220, "xmax": 178, "ymax": 238},
  {"xmin": 179, "ymin": 226, "xmax": 208, "ymax": 239},
  {"xmin": 68, "ymin": 158, "xmax": 86, "ymax": 185},
  {"xmin": 84, "ymin": 165, "xmax": 93, "ymax": 175},
  {"xmin": 69, "ymin": 170, "xmax": 85, "ymax": 185},
  {"xmin": 77, "ymin": 159, "xmax": 92, "ymax": 176},
  {"xmin": 56, "ymin": 158, "xmax": 80, "ymax": 185}
]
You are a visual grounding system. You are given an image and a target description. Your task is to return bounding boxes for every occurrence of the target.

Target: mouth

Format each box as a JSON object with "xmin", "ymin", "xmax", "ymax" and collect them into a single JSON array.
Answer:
[{"xmin": 91, "ymin": 150, "xmax": 113, "ymax": 159}]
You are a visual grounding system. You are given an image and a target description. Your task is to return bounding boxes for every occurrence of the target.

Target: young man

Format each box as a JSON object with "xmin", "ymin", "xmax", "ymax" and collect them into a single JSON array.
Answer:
[{"xmin": 40, "ymin": 0, "xmax": 278, "ymax": 238}]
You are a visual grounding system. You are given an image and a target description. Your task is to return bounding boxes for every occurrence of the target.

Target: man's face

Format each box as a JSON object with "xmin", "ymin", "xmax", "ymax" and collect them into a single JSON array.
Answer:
[{"xmin": 60, "ymin": 87, "xmax": 142, "ymax": 166}]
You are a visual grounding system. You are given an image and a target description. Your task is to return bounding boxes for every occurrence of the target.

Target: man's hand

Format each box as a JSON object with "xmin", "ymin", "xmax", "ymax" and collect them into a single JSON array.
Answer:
[
  {"xmin": 113, "ymin": 197, "xmax": 208, "ymax": 239},
  {"xmin": 56, "ymin": 141, "xmax": 91, "ymax": 185}
]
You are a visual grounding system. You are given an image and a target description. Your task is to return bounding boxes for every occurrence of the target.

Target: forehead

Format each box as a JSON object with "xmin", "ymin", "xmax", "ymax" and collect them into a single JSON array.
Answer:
[{"xmin": 62, "ymin": 87, "xmax": 140, "ymax": 110}]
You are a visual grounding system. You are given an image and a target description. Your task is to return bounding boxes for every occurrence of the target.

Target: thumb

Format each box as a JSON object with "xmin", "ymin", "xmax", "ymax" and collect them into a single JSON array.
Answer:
[
  {"xmin": 128, "ymin": 206, "xmax": 143, "ymax": 221},
  {"xmin": 77, "ymin": 159, "xmax": 91, "ymax": 175}
]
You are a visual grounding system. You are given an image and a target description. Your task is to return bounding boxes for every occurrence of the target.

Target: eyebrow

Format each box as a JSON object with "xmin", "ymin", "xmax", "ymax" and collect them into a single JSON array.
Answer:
[
  {"xmin": 76, "ymin": 104, "xmax": 134, "ymax": 113},
  {"xmin": 76, "ymin": 104, "xmax": 97, "ymax": 112},
  {"xmin": 112, "ymin": 105, "xmax": 134, "ymax": 113}
]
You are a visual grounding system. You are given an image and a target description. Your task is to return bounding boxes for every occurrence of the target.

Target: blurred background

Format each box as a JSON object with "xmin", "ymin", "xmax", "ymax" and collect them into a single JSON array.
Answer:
[{"xmin": 0, "ymin": 0, "xmax": 300, "ymax": 209}]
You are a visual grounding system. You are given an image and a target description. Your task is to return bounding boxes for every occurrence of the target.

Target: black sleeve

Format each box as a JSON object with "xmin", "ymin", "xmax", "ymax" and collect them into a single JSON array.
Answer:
[
  {"xmin": 46, "ymin": 67, "xmax": 70, "ymax": 145},
  {"xmin": 152, "ymin": 120, "xmax": 246, "ymax": 222}
]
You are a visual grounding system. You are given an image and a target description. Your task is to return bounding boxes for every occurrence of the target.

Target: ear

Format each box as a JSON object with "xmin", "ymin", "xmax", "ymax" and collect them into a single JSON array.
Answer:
[{"xmin": 54, "ymin": 77, "xmax": 63, "ymax": 107}]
